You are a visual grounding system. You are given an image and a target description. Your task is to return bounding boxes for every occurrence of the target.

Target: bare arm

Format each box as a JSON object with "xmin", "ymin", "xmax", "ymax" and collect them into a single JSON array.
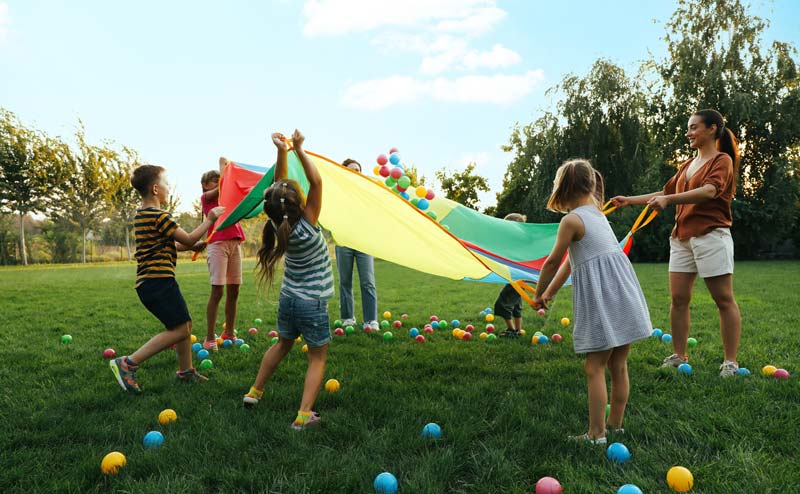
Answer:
[
  {"xmin": 173, "ymin": 206, "xmax": 224, "ymax": 247},
  {"xmin": 202, "ymin": 187, "xmax": 219, "ymax": 202},
  {"xmin": 291, "ymin": 130, "xmax": 323, "ymax": 226},
  {"xmin": 271, "ymin": 133, "xmax": 289, "ymax": 181},
  {"xmin": 535, "ymin": 214, "xmax": 582, "ymax": 308},
  {"xmin": 542, "ymin": 256, "xmax": 572, "ymax": 299},
  {"xmin": 647, "ymin": 184, "xmax": 715, "ymax": 211},
  {"xmin": 611, "ymin": 191, "xmax": 663, "ymax": 208}
]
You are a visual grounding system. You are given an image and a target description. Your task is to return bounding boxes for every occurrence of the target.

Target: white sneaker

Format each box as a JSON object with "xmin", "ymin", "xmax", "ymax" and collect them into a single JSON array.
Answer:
[
  {"xmin": 568, "ymin": 433, "xmax": 607, "ymax": 445},
  {"xmin": 341, "ymin": 318, "xmax": 357, "ymax": 327},
  {"xmin": 660, "ymin": 353, "xmax": 688, "ymax": 368},
  {"xmin": 720, "ymin": 360, "xmax": 739, "ymax": 378},
  {"xmin": 368, "ymin": 320, "xmax": 380, "ymax": 331}
]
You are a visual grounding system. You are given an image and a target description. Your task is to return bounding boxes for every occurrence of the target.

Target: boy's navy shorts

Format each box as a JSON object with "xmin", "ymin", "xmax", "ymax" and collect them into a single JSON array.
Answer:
[{"xmin": 136, "ymin": 278, "xmax": 191, "ymax": 329}]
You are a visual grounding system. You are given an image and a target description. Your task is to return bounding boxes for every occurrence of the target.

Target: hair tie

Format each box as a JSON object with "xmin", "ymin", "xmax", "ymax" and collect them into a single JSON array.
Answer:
[
  {"xmin": 280, "ymin": 198, "xmax": 285, "ymax": 204},
  {"xmin": 283, "ymin": 214, "xmax": 288, "ymax": 220},
  {"xmin": 281, "ymin": 182, "xmax": 288, "ymax": 188}
]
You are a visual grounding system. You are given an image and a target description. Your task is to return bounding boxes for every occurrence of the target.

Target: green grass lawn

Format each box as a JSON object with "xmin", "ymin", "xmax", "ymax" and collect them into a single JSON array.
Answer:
[{"xmin": 1, "ymin": 259, "xmax": 798, "ymax": 493}]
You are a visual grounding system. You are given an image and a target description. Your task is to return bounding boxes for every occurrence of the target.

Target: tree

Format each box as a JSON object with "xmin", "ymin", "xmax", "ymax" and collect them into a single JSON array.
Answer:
[
  {"xmin": 105, "ymin": 147, "xmax": 140, "ymax": 261},
  {"xmin": 434, "ymin": 162, "xmax": 489, "ymax": 210},
  {"xmin": 0, "ymin": 109, "xmax": 67, "ymax": 265}
]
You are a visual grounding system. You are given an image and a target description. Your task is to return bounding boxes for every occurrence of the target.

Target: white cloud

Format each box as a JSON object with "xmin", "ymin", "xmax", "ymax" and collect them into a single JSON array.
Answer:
[
  {"xmin": 462, "ymin": 44, "xmax": 521, "ymax": 70},
  {"xmin": 420, "ymin": 40, "xmax": 521, "ymax": 75},
  {"xmin": 341, "ymin": 70, "xmax": 545, "ymax": 109},
  {"xmin": 0, "ymin": 3, "xmax": 9, "ymax": 44},
  {"xmin": 302, "ymin": 0, "xmax": 495, "ymax": 37},
  {"xmin": 434, "ymin": 6, "xmax": 506, "ymax": 36}
]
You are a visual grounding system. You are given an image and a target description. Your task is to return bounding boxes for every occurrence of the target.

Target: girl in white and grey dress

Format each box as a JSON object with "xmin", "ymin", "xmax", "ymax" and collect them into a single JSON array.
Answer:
[{"xmin": 534, "ymin": 159, "xmax": 651, "ymax": 444}]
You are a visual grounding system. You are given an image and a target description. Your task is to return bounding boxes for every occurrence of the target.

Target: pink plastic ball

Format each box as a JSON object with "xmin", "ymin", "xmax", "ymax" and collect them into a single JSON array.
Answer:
[
  {"xmin": 377, "ymin": 154, "xmax": 388, "ymax": 166},
  {"xmin": 389, "ymin": 147, "xmax": 399, "ymax": 154},
  {"xmin": 401, "ymin": 314, "xmax": 409, "ymax": 319},
  {"xmin": 103, "ymin": 348, "xmax": 116, "ymax": 359},
  {"xmin": 425, "ymin": 189, "xmax": 435, "ymax": 200},
  {"xmin": 393, "ymin": 320, "xmax": 402, "ymax": 328},
  {"xmin": 465, "ymin": 324, "xmax": 474, "ymax": 332},
  {"xmin": 390, "ymin": 167, "xmax": 403, "ymax": 179},
  {"xmin": 537, "ymin": 308, "xmax": 546, "ymax": 316},
  {"xmin": 535, "ymin": 476, "xmax": 563, "ymax": 494},
  {"xmin": 430, "ymin": 315, "xmax": 439, "ymax": 322},
  {"xmin": 424, "ymin": 326, "xmax": 434, "ymax": 334},
  {"xmin": 774, "ymin": 368, "xmax": 790, "ymax": 379},
  {"xmin": 268, "ymin": 330, "xmax": 278, "ymax": 337}
]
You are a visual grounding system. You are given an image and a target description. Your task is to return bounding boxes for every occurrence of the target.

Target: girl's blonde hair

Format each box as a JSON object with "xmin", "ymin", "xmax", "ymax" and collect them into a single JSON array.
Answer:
[{"xmin": 546, "ymin": 159, "xmax": 601, "ymax": 213}]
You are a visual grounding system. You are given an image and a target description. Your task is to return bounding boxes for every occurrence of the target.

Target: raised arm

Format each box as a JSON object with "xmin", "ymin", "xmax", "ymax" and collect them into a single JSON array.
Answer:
[
  {"xmin": 290, "ymin": 129, "xmax": 323, "ymax": 226},
  {"xmin": 271, "ymin": 133, "xmax": 289, "ymax": 182}
]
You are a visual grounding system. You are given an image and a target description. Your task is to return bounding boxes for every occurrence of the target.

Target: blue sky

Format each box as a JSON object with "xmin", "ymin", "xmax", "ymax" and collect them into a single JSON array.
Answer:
[{"xmin": 1, "ymin": 0, "xmax": 798, "ymax": 212}]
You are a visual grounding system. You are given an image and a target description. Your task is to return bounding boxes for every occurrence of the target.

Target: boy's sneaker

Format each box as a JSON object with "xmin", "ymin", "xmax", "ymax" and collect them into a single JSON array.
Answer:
[
  {"xmin": 203, "ymin": 339, "xmax": 218, "ymax": 351},
  {"xmin": 568, "ymin": 433, "xmax": 607, "ymax": 445},
  {"xmin": 341, "ymin": 318, "xmax": 357, "ymax": 327},
  {"xmin": 176, "ymin": 368, "xmax": 208, "ymax": 383},
  {"xmin": 291, "ymin": 411, "xmax": 321, "ymax": 430},
  {"xmin": 719, "ymin": 360, "xmax": 739, "ymax": 378},
  {"xmin": 110, "ymin": 357, "xmax": 141, "ymax": 393},
  {"xmin": 368, "ymin": 321, "xmax": 380, "ymax": 331},
  {"xmin": 660, "ymin": 353, "xmax": 688, "ymax": 368},
  {"xmin": 499, "ymin": 329, "xmax": 520, "ymax": 338}
]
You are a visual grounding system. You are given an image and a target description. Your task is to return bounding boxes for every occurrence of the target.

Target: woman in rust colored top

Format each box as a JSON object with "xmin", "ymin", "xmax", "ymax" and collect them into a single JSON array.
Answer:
[{"xmin": 611, "ymin": 109, "xmax": 742, "ymax": 377}]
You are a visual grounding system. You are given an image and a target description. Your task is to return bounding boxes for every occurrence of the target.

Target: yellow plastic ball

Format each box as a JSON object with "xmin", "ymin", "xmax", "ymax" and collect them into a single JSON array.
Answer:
[
  {"xmin": 190, "ymin": 334, "xmax": 197, "ymax": 343},
  {"xmin": 295, "ymin": 336, "xmax": 303, "ymax": 343},
  {"xmin": 451, "ymin": 329, "xmax": 460, "ymax": 338},
  {"xmin": 666, "ymin": 466, "xmax": 694, "ymax": 492},
  {"xmin": 325, "ymin": 379, "xmax": 341, "ymax": 393},
  {"xmin": 101, "ymin": 451, "xmax": 126, "ymax": 475},
  {"xmin": 519, "ymin": 329, "xmax": 526, "ymax": 336},
  {"xmin": 301, "ymin": 344, "xmax": 309, "ymax": 353},
  {"xmin": 762, "ymin": 365, "xmax": 777, "ymax": 376},
  {"xmin": 532, "ymin": 335, "xmax": 540, "ymax": 345},
  {"xmin": 455, "ymin": 329, "xmax": 465, "ymax": 339},
  {"xmin": 383, "ymin": 311, "xmax": 392, "ymax": 319},
  {"xmin": 158, "ymin": 408, "xmax": 178, "ymax": 425},
  {"xmin": 222, "ymin": 322, "xmax": 227, "ymax": 330},
  {"xmin": 561, "ymin": 317, "xmax": 570, "ymax": 326},
  {"xmin": 373, "ymin": 165, "xmax": 381, "ymax": 175},
  {"xmin": 485, "ymin": 314, "xmax": 494, "ymax": 322},
  {"xmin": 216, "ymin": 337, "xmax": 223, "ymax": 346},
  {"xmin": 479, "ymin": 332, "xmax": 488, "ymax": 340}
]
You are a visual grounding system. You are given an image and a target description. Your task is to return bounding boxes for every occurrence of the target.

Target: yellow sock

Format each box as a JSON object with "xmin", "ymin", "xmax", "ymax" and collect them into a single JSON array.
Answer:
[
  {"xmin": 293, "ymin": 410, "xmax": 312, "ymax": 425},
  {"xmin": 247, "ymin": 386, "xmax": 263, "ymax": 399}
]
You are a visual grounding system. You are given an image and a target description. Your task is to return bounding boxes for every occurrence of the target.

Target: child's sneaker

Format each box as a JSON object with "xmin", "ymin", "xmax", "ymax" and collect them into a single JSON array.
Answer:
[
  {"xmin": 499, "ymin": 329, "xmax": 520, "ymax": 338},
  {"xmin": 341, "ymin": 318, "xmax": 357, "ymax": 327},
  {"xmin": 176, "ymin": 368, "xmax": 208, "ymax": 383},
  {"xmin": 660, "ymin": 353, "xmax": 688, "ymax": 368},
  {"xmin": 203, "ymin": 339, "xmax": 218, "ymax": 351},
  {"xmin": 243, "ymin": 387, "xmax": 263, "ymax": 407},
  {"xmin": 368, "ymin": 320, "xmax": 380, "ymax": 331},
  {"xmin": 568, "ymin": 433, "xmax": 607, "ymax": 445},
  {"xmin": 109, "ymin": 357, "xmax": 141, "ymax": 393},
  {"xmin": 719, "ymin": 360, "xmax": 739, "ymax": 378},
  {"xmin": 291, "ymin": 411, "xmax": 321, "ymax": 430}
]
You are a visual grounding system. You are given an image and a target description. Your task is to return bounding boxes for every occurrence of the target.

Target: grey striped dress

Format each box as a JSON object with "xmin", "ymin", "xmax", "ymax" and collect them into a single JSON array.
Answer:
[
  {"xmin": 568, "ymin": 205, "xmax": 652, "ymax": 353},
  {"xmin": 280, "ymin": 217, "xmax": 334, "ymax": 300}
]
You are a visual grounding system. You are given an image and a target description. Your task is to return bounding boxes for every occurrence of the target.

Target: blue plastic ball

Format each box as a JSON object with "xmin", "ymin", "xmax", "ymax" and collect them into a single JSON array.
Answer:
[
  {"xmin": 677, "ymin": 363, "xmax": 693, "ymax": 375},
  {"xmin": 736, "ymin": 367, "xmax": 751, "ymax": 376},
  {"xmin": 409, "ymin": 328, "xmax": 420, "ymax": 337},
  {"xmin": 430, "ymin": 321, "xmax": 439, "ymax": 329},
  {"xmin": 417, "ymin": 198, "xmax": 429, "ymax": 210},
  {"xmin": 479, "ymin": 310, "xmax": 486, "ymax": 317},
  {"xmin": 389, "ymin": 153, "xmax": 401, "ymax": 165},
  {"xmin": 651, "ymin": 328, "xmax": 663, "ymax": 338},
  {"xmin": 143, "ymin": 430, "xmax": 164, "ymax": 449},
  {"xmin": 191, "ymin": 342, "xmax": 202, "ymax": 352},
  {"xmin": 451, "ymin": 319, "xmax": 460, "ymax": 328},
  {"xmin": 606, "ymin": 442, "xmax": 631, "ymax": 463},
  {"xmin": 374, "ymin": 472, "xmax": 398, "ymax": 494},
  {"xmin": 617, "ymin": 485, "xmax": 643, "ymax": 494},
  {"xmin": 661, "ymin": 333, "xmax": 673, "ymax": 343},
  {"xmin": 485, "ymin": 308, "xmax": 493, "ymax": 314},
  {"xmin": 235, "ymin": 338, "xmax": 244, "ymax": 346},
  {"xmin": 222, "ymin": 339, "xmax": 233, "ymax": 348},
  {"xmin": 422, "ymin": 422, "xmax": 442, "ymax": 439},
  {"xmin": 538, "ymin": 335, "xmax": 549, "ymax": 344},
  {"xmin": 400, "ymin": 191, "xmax": 410, "ymax": 200},
  {"xmin": 197, "ymin": 349, "xmax": 210, "ymax": 360}
]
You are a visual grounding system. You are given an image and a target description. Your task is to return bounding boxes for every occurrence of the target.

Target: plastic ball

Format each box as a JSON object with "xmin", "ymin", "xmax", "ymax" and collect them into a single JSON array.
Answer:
[
  {"xmin": 773, "ymin": 368, "xmax": 790, "ymax": 379},
  {"xmin": 535, "ymin": 476, "xmax": 563, "ymax": 494},
  {"xmin": 325, "ymin": 379, "xmax": 341, "ymax": 393},
  {"xmin": 417, "ymin": 198, "xmax": 429, "ymax": 210},
  {"xmin": 486, "ymin": 333, "xmax": 497, "ymax": 341},
  {"xmin": 485, "ymin": 307, "xmax": 493, "ymax": 313},
  {"xmin": 537, "ymin": 308, "xmax": 546, "ymax": 316},
  {"xmin": 235, "ymin": 338, "xmax": 244, "ymax": 346},
  {"xmin": 380, "ymin": 320, "xmax": 391, "ymax": 329},
  {"xmin": 101, "ymin": 451, "xmax": 126, "ymax": 475},
  {"xmin": 390, "ymin": 167, "xmax": 402, "ymax": 179},
  {"xmin": 373, "ymin": 165, "xmax": 381, "ymax": 175},
  {"xmin": 485, "ymin": 314, "xmax": 495, "ymax": 322},
  {"xmin": 736, "ymin": 367, "xmax": 750, "ymax": 376},
  {"xmin": 268, "ymin": 330, "xmax": 278, "ymax": 337},
  {"xmin": 687, "ymin": 337, "xmax": 698, "ymax": 347},
  {"xmin": 519, "ymin": 329, "xmax": 527, "ymax": 336},
  {"xmin": 662, "ymin": 333, "xmax": 673, "ymax": 343},
  {"xmin": 158, "ymin": 408, "xmax": 177, "ymax": 425},
  {"xmin": 409, "ymin": 328, "xmax": 420, "ymax": 337},
  {"xmin": 215, "ymin": 337, "xmax": 223, "ymax": 346},
  {"xmin": 334, "ymin": 328, "xmax": 345, "ymax": 336},
  {"xmin": 426, "ymin": 211, "xmax": 438, "ymax": 220},
  {"xmin": 552, "ymin": 333, "xmax": 563, "ymax": 343},
  {"xmin": 385, "ymin": 176, "xmax": 397, "ymax": 187},
  {"xmin": 301, "ymin": 344, "xmax": 309, "ymax": 353},
  {"xmin": 534, "ymin": 331, "xmax": 544, "ymax": 337},
  {"xmin": 652, "ymin": 328, "xmax": 663, "ymax": 338},
  {"xmin": 431, "ymin": 321, "xmax": 439, "ymax": 329},
  {"xmin": 532, "ymin": 335, "xmax": 540, "ymax": 344},
  {"xmin": 762, "ymin": 365, "xmax": 777, "ymax": 376},
  {"xmin": 389, "ymin": 153, "xmax": 401, "ymax": 166},
  {"xmin": 401, "ymin": 313, "xmax": 409, "ymax": 319},
  {"xmin": 398, "ymin": 176, "xmax": 411, "ymax": 189},
  {"xmin": 383, "ymin": 332, "xmax": 394, "ymax": 341},
  {"xmin": 240, "ymin": 343, "xmax": 250, "ymax": 351},
  {"xmin": 479, "ymin": 332, "xmax": 488, "ymax": 340},
  {"xmin": 143, "ymin": 430, "xmax": 164, "ymax": 449},
  {"xmin": 485, "ymin": 324, "xmax": 495, "ymax": 333},
  {"xmin": 616, "ymin": 484, "xmax": 643, "ymax": 494},
  {"xmin": 377, "ymin": 154, "xmax": 388, "ymax": 166},
  {"xmin": 295, "ymin": 336, "xmax": 303, "ymax": 343},
  {"xmin": 334, "ymin": 319, "xmax": 343, "ymax": 328},
  {"xmin": 191, "ymin": 342, "xmax": 203, "ymax": 353},
  {"xmin": 538, "ymin": 335, "xmax": 549, "ymax": 344},
  {"xmin": 190, "ymin": 334, "xmax": 197, "ymax": 343},
  {"xmin": 425, "ymin": 189, "xmax": 435, "ymax": 200},
  {"xmin": 422, "ymin": 423, "xmax": 442, "ymax": 439},
  {"xmin": 606, "ymin": 442, "xmax": 631, "ymax": 463},
  {"xmin": 345, "ymin": 326, "xmax": 355, "ymax": 335},
  {"xmin": 254, "ymin": 318, "xmax": 262, "ymax": 325},
  {"xmin": 382, "ymin": 311, "xmax": 392, "ymax": 319},
  {"xmin": 199, "ymin": 359, "xmax": 214, "ymax": 370},
  {"xmin": 393, "ymin": 320, "xmax": 402, "ymax": 328},
  {"xmin": 363, "ymin": 323, "xmax": 372, "ymax": 332},
  {"xmin": 666, "ymin": 466, "xmax": 694, "ymax": 492},
  {"xmin": 389, "ymin": 147, "xmax": 399, "ymax": 154},
  {"xmin": 462, "ymin": 332, "xmax": 473, "ymax": 341},
  {"xmin": 222, "ymin": 339, "xmax": 233, "ymax": 348},
  {"xmin": 438, "ymin": 320, "xmax": 449, "ymax": 329},
  {"xmin": 449, "ymin": 319, "xmax": 460, "ymax": 328},
  {"xmin": 677, "ymin": 363, "xmax": 693, "ymax": 375},
  {"xmin": 379, "ymin": 166, "xmax": 390, "ymax": 178},
  {"xmin": 464, "ymin": 324, "xmax": 474, "ymax": 332},
  {"xmin": 430, "ymin": 315, "xmax": 439, "ymax": 322},
  {"xmin": 451, "ymin": 329, "xmax": 460, "ymax": 338},
  {"xmin": 197, "ymin": 349, "xmax": 210, "ymax": 360},
  {"xmin": 423, "ymin": 326, "xmax": 434, "ymax": 334},
  {"xmin": 103, "ymin": 348, "xmax": 116, "ymax": 359},
  {"xmin": 415, "ymin": 186, "xmax": 427, "ymax": 198},
  {"xmin": 248, "ymin": 327, "xmax": 258, "ymax": 335},
  {"xmin": 374, "ymin": 472, "xmax": 399, "ymax": 494},
  {"xmin": 61, "ymin": 334, "xmax": 72, "ymax": 344},
  {"xmin": 560, "ymin": 317, "xmax": 570, "ymax": 326},
  {"xmin": 415, "ymin": 334, "xmax": 426, "ymax": 343}
]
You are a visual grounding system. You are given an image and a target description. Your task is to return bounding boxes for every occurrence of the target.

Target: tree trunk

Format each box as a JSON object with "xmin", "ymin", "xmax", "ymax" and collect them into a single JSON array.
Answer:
[
  {"xmin": 19, "ymin": 212, "xmax": 28, "ymax": 266},
  {"xmin": 82, "ymin": 227, "xmax": 87, "ymax": 263},
  {"xmin": 125, "ymin": 226, "xmax": 132, "ymax": 261}
]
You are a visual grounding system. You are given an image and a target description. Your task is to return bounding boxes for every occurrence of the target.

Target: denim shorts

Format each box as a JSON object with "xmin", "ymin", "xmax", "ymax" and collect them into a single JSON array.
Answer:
[{"xmin": 277, "ymin": 296, "xmax": 331, "ymax": 348}]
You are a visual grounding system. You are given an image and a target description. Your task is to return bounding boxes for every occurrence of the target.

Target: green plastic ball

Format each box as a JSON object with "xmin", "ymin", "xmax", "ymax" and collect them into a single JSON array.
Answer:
[
  {"xmin": 199, "ymin": 359, "xmax": 214, "ymax": 370},
  {"xmin": 486, "ymin": 333, "xmax": 497, "ymax": 341},
  {"xmin": 334, "ymin": 319, "xmax": 343, "ymax": 328},
  {"xmin": 383, "ymin": 332, "xmax": 394, "ymax": 341},
  {"xmin": 380, "ymin": 320, "xmax": 390, "ymax": 329},
  {"xmin": 239, "ymin": 343, "xmax": 250, "ymax": 352},
  {"xmin": 687, "ymin": 337, "xmax": 698, "ymax": 348},
  {"xmin": 254, "ymin": 318, "xmax": 262, "ymax": 325},
  {"xmin": 270, "ymin": 336, "xmax": 279, "ymax": 344},
  {"xmin": 345, "ymin": 326, "xmax": 355, "ymax": 335},
  {"xmin": 61, "ymin": 334, "xmax": 73, "ymax": 344}
]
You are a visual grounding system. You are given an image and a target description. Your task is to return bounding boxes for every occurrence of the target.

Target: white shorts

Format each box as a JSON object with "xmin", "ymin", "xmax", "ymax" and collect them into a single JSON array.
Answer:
[
  {"xmin": 206, "ymin": 240, "xmax": 243, "ymax": 285},
  {"xmin": 668, "ymin": 228, "xmax": 734, "ymax": 278}
]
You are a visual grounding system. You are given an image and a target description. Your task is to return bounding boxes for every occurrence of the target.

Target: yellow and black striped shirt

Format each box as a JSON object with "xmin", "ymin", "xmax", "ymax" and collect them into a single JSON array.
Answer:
[{"xmin": 134, "ymin": 207, "xmax": 179, "ymax": 287}]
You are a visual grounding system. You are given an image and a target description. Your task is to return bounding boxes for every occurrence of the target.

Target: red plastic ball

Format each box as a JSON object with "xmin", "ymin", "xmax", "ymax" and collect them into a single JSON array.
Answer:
[
  {"xmin": 377, "ymin": 154, "xmax": 388, "ymax": 166},
  {"xmin": 390, "ymin": 167, "xmax": 403, "ymax": 179},
  {"xmin": 415, "ymin": 335, "xmax": 426, "ymax": 343}
]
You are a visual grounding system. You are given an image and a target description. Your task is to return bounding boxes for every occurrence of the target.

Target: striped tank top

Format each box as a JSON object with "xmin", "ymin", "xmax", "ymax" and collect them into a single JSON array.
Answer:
[
  {"xmin": 280, "ymin": 217, "xmax": 334, "ymax": 300},
  {"xmin": 134, "ymin": 207, "xmax": 178, "ymax": 287}
]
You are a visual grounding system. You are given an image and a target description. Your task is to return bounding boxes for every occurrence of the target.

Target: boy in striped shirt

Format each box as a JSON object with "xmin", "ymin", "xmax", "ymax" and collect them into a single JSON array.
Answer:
[{"xmin": 109, "ymin": 164, "xmax": 224, "ymax": 393}]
